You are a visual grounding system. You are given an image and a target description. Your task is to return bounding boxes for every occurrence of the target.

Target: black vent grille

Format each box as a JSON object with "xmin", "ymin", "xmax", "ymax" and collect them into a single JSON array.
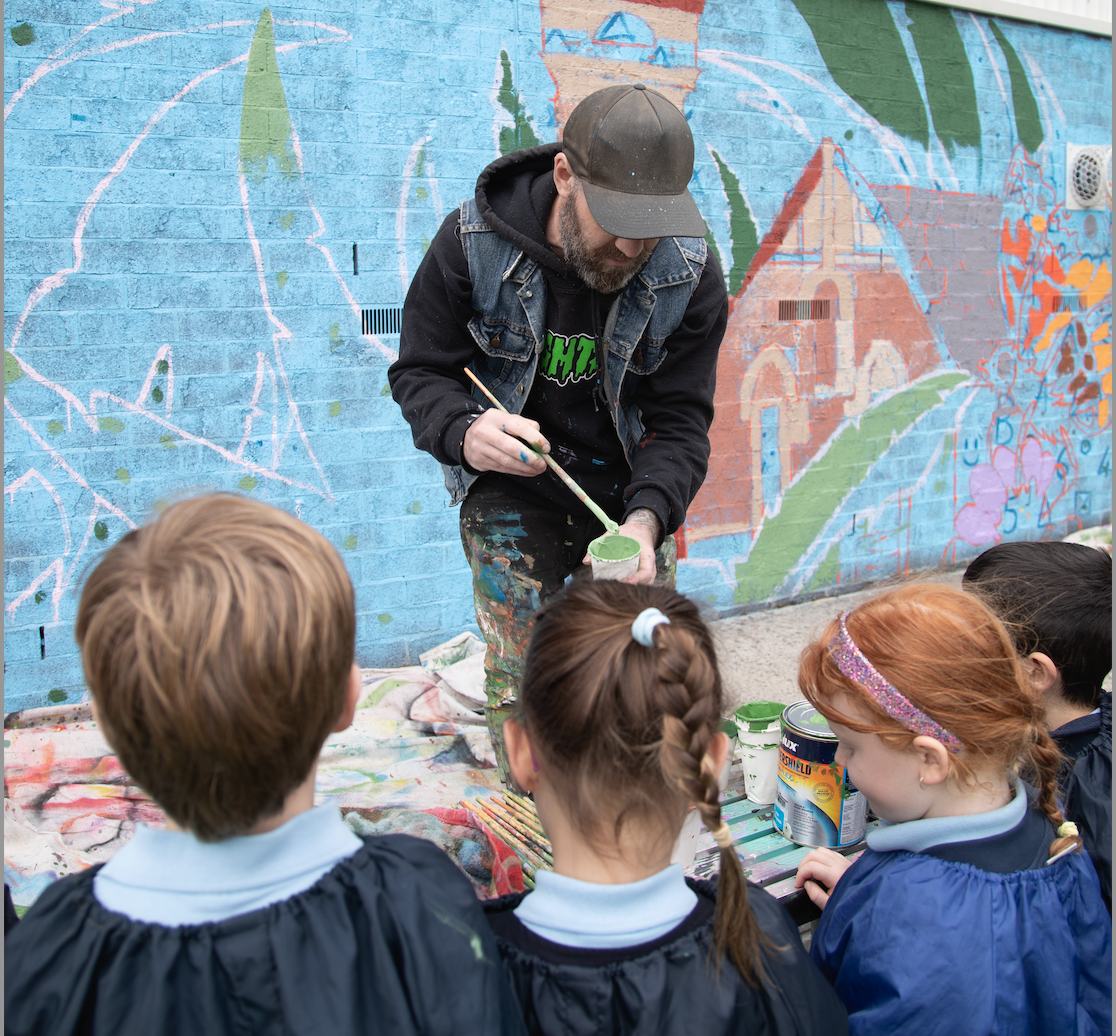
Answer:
[
  {"xmin": 1040, "ymin": 293, "xmax": 1080, "ymax": 314},
  {"xmin": 362, "ymin": 307, "xmax": 403, "ymax": 336},
  {"xmin": 778, "ymin": 299, "xmax": 831, "ymax": 321}
]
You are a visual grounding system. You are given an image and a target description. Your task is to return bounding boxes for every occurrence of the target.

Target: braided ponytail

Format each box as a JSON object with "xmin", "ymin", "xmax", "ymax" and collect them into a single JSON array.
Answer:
[
  {"xmin": 519, "ymin": 581, "xmax": 778, "ymax": 987},
  {"xmin": 1024, "ymin": 722, "xmax": 1084, "ymax": 859},
  {"xmin": 653, "ymin": 621, "xmax": 773, "ymax": 986}
]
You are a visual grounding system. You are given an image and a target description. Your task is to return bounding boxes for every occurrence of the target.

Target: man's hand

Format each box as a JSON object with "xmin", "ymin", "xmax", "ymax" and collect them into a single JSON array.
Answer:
[
  {"xmin": 794, "ymin": 847, "xmax": 852, "ymax": 910},
  {"xmin": 463, "ymin": 410, "xmax": 549, "ymax": 476},
  {"xmin": 582, "ymin": 508, "xmax": 660, "ymax": 585}
]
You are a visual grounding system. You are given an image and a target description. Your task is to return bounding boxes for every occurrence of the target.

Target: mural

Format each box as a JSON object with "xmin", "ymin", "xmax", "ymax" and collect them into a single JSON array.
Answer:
[{"xmin": 4, "ymin": 0, "xmax": 1110, "ymax": 709}]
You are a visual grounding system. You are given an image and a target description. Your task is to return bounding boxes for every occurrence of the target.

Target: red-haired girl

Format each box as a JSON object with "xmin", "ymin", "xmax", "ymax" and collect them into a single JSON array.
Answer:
[
  {"xmin": 794, "ymin": 583, "xmax": 1111, "ymax": 1035},
  {"xmin": 484, "ymin": 581, "xmax": 847, "ymax": 1036}
]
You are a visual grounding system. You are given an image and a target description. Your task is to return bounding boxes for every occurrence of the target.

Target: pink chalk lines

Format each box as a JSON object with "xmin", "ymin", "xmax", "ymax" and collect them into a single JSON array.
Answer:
[{"xmin": 4, "ymin": 7, "xmax": 390, "ymax": 625}]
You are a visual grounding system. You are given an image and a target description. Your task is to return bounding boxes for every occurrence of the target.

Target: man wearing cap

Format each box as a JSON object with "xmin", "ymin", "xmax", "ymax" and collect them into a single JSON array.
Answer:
[{"xmin": 389, "ymin": 84, "xmax": 728, "ymax": 783}]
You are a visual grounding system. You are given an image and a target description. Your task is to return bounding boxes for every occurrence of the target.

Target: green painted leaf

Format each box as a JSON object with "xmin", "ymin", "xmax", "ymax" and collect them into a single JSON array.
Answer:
[
  {"xmin": 159, "ymin": 434, "xmax": 176, "ymax": 449},
  {"xmin": 276, "ymin": 270, "xmax": 288, "ymax": 290},
  {"xmin": 497, "ymin": 49, "xmax": 540, "ymax": 154},
  {"xmin": 10, "ymin": 22, "xmax": 35, "ymax": 46},
  {"xmin": 34, "ymin": 590, "xmax": 46, "ymax": 605},
  {"xmin": 988, "ymin": 21, "xmax": 1044, "ymax": 155},
  {"xmin": 278, "ymin": 211, "xmax": 297, "ymax": 229},
  {"xmin": 329, "ymin": 401, "xmax": 342, "ymax": 417},
  {"xmin": 378, "ymin": 613, "xmax": 393, "ymax": 625},
  {"xmin": 151, "ymin": 385, "xmax": 164, "ymax": 403},
  {"xmin": 710, "ymin": 149, "xmax": 758, "ymax": 297},
  {"xmin": 94, "ymin": 521, "xmax": 109, "ymax": 541},
  {"xmin": 115, "ymin": 468, "xmax": 131, "ymax": 483},
  {"xmin": 47, "ymin": 688, "xmax": 68, "ymax": 703},
  {"xmin": 47, "ymin": 420, "xmax": 64, "ymax": 436},
  {"xmin": 239, "ymin": 8, "xmax": 298, "ymax": 184},
  {"xmin": 735, "ymin": 373, "xmax": 968, "ymax": 604},
  {"xmin": 238, "ymin": 475, "xmax": 258, "ymax": 492},
  {"xmin": 342, "ymin": 534, "xmax": 358, "ymax": 550},
  {"xmin": 906, "ymin": 5, "xmax": 980, "ymax": 154},
  {"xmin": 156, "ymin": 359, "xmax": 169, "ymax": 374},
  {"xmin": 328, "ymin": 322, "xmax": 343, "ymax": 353},
  {"xmin": 5, "ymin": 351, "xmax": 23, "ymax": 387},
  {"xmin": 792, "ymin": 0, "xmax": 929, "ymax": 147},
  {"xmin": 99, "ymin": 417, "xmax": 125, "ymax": 434}
]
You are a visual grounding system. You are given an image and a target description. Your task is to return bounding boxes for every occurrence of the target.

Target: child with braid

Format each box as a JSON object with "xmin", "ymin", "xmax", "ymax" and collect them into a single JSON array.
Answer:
[
  {"xmin": 483, "ymin": 581, "xmax": 846, "ymax": 1036},
  {"xmin": 793, "ymin": 584, "xmax": 1111, "ymax": 1036}
]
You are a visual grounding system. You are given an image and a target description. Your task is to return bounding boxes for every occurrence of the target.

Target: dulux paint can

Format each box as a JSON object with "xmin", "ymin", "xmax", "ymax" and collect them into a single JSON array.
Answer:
[{"xmin": 773, "ymin": 701, "xmax": 867, "ymax": 849}]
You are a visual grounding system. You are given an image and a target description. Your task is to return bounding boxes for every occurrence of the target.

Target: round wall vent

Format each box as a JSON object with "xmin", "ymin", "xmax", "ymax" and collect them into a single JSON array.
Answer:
[{"xmin": 1066, "ymin": 144, "xmax": 1111, "ymax": 210}]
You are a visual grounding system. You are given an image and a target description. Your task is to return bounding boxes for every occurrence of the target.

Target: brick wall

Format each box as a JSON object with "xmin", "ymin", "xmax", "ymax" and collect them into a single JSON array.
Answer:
[{"xmin": 4, "ymin": 0, "xmax": 1111, "ymax": 709}]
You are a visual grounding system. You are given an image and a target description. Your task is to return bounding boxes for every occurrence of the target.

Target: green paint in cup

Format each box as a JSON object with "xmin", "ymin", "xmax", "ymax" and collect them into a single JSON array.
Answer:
[{"xmin": 588, "ymin": 534, "xmax": 640, "ymax": 561}]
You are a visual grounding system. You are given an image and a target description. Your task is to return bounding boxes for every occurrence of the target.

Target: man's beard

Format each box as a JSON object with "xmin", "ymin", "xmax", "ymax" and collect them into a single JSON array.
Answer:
[{"xmin": 558, "ymin": 187, "xmax": 654, "ymax": 294}]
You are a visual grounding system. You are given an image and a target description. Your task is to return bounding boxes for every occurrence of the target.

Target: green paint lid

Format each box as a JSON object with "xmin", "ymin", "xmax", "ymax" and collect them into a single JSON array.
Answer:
[{"xmin": 734, "ymin": 700, "xmax": 786, "ymax": 732}]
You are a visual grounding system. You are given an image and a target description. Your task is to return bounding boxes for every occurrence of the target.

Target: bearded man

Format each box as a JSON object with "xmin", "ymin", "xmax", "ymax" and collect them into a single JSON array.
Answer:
[{"xmin": 389, "ymin": 84, "xmax": 728, "ymax": 785}]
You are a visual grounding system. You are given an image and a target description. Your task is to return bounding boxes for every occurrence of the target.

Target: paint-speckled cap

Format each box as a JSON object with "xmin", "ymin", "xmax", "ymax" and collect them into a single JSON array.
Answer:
[{"xmin": 561, "ymin": 84, "xmax": 706, "ymax": 240}]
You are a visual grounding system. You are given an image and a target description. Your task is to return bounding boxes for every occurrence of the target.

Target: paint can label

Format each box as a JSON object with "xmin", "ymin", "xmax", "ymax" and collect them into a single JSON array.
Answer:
[{"xmin": 773, "ymin": 705, "xmax": 867, "ymax": 848}]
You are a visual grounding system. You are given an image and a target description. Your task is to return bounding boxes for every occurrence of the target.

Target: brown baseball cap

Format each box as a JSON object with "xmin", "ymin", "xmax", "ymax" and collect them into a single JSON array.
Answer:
[{"xmin": 561, "ymin": 83, "xmax": 706, "ymax": 240}]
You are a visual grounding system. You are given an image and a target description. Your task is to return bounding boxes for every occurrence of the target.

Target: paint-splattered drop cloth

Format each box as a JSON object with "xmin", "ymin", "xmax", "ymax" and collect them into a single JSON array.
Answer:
[{"xmin": 4, "ymin": 834, "xmax": 527, "ymax": 1036}]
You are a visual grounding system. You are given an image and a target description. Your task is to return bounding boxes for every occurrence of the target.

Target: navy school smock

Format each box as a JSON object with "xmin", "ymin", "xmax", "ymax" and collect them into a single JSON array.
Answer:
[
  {"xmin": 4, "ymin": 834, "xmax": 528, "ymax": 1036},
  {"xmin": 809, "ymin": 799, "xmax": 1111, "ymax": 1036},
  {"xmin": 484, "ymin": 877, "xmax": 848, "ymax": 1036}
]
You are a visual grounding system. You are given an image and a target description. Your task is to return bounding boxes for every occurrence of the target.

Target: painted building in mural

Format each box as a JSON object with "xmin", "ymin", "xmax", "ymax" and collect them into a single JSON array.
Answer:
[{"xmin": 4, "ymin": 0, "xmax": 1111, "ymax": 710}]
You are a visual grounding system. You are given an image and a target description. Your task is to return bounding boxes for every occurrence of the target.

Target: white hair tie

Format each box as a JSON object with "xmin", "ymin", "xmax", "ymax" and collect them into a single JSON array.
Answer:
[{"xmin": 631, "ymin": 607, "xmax": 670, "ymax": 647}]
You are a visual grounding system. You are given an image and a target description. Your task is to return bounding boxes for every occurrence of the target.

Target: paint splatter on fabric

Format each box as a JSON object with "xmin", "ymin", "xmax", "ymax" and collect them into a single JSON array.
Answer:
[{"xmin": 4, "ymin": 633, "xmax": 518, "ymax": 910}]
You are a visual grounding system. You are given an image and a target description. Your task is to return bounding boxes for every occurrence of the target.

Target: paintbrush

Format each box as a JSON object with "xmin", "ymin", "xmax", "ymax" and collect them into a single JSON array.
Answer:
[
  {"xmin": 462, "ymin": 800, "xmax": 548, "ymax": 874},
  {"xmin": 484, "ymin": 798, "xmax": 554, "ymax": 862},
  {"xmin": 470, "ymin": 800, "xmax": 552, "ymax": 872},
  {"xmin": 459, "ymin": 801, "xmax": 537, "ymax": 879},
  {"xmin": 463, "ymin": 367, "xmax": 619, "ymax": 535},
  {"xmin": 499, "ymin": 794, "xmax": 549, "ymax": 841}
]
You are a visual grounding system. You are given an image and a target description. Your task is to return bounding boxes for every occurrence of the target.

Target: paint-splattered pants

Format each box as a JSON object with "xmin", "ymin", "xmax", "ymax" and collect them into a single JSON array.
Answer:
[{"xmin": 460, "ymin": 480, "xmax": 677, "ymax": 787}]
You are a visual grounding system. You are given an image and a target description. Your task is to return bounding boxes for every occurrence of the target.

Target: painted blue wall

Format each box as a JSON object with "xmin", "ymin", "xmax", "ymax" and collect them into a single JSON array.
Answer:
[{"xmin": 4, "ymin": 0, "xmax": 1111, "ymax": 710}]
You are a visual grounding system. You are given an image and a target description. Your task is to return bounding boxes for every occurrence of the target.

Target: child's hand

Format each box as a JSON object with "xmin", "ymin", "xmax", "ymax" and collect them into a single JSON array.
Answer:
[{"xmin": 795, "ymin": 848, "xmax": 852, "ymax": 910}]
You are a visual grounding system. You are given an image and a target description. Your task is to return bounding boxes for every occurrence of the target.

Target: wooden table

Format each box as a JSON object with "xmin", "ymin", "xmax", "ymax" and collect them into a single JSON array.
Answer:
[{"xmin": 686, "ymin": 781, "xmax": 872, "ymax": 927}]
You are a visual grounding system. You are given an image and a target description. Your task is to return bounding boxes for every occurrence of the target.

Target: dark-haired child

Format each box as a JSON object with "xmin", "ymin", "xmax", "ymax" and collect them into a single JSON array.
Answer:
[
  {"xmin": 964, "ymin": 539, "xmax": 1112, "ymax": 907},
  {"xmin": 794, "ymin": 584, "xmax": 1110, "ymax": 1035},
  {"xmin": 483, "ymin": 581, "xmax": 847, "ymax": 1036},
  {"xmin": 4, "ymin": 494, "xmax": 525, "ymax": 1036}
]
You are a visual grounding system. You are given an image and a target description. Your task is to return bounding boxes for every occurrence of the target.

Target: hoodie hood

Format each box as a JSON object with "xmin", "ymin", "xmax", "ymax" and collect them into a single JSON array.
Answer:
[{"xmin": 474, "ymin": 143, "xmax": 572, "ymax": 277}]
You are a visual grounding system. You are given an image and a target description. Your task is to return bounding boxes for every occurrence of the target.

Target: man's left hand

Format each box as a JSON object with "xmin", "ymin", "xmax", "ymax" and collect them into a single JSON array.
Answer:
[{"xmin": 581, "ymin": 509, "xmax": 660, "ymax": 585}]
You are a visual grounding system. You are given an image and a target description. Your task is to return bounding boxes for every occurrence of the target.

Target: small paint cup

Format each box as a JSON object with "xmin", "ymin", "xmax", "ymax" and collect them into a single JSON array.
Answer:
[
  {"xmin": 734, "ymin": 700, "xmax": 785, "ymax": 805},
  {"xmin": 588, "ymin": 533, "xmax": 641, "ymax": 581}
]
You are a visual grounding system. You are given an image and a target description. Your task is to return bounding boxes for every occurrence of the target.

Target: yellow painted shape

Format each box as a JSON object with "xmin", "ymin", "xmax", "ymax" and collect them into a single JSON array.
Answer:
[
  {"xmin": 1033, "ymin": 310, "xmax": 1072, "ymax": 353},
  {"xmin": 1103, "ymin": 371, "xmax": 1112, "ymax": 395},
  {"xmin": 1030, "ymin": 214, "xmax": 1046, "ymax": 234},
  {"xmin": 1100, "ymin": 398, "xmax": 1110, "ymax": 427},
  {"xmin": 1065, "ymin": 259, "xmax": 1111, "ymax": 310},
  {"xmin": 1092, "ymin": 323, "xmax": 1110, "ymax": 346}
]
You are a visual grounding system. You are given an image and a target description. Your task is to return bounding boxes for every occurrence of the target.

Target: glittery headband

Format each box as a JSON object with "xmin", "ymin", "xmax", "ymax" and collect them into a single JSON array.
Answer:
[{"xmin": 828, "ymin": 612, "xmax": 963, "ymax": 752}]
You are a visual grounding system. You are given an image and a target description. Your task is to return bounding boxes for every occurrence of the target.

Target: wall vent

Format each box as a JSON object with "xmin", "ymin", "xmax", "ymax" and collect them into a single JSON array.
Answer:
[
  {"xmin": 1040, "ymin": 292, "xmax": 1081, "ymax": 314},
  {"xmin": 1066, "ymin": 143, "xmax": 1111, "ymax": 210},
  {"xmin": 778, "ymin": 299, "xmax": 831, "ymax": 322},
  {"xmin": 362, "ymin": 307, "xmax": 403, "ymax": 336}
]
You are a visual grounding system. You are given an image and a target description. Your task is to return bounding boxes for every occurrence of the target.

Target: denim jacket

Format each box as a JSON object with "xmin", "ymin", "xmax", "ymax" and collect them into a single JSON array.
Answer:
[{"xmin": 442, "ymin": 198, "xmax": 708, "ymax": 503}]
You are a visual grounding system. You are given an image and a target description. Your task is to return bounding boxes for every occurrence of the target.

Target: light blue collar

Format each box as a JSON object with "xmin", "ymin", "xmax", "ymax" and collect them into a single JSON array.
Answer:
[
  {"xmin": 866, "ymin": 777, "xmax": 1028, "ymax": 854},
  {"xmin": 514, "ymin": 864, "xmax": 698, "ymax": 949},
  {"xmin": 93, "ymin": 805, "xmax": 362, "ymax": 925}
]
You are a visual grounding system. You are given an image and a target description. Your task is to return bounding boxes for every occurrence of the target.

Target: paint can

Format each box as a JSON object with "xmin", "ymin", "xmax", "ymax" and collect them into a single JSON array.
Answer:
[
  {"xmin": 773, "ymin": 701, "xmax": 867, "ymax": 848},
  {"xmin": 587, "ymin": 533, "xmax": 641, "ymax": 581},
  {"xmin": 733, "ymin": 700, "xmax": 785, "ymax": 805}
]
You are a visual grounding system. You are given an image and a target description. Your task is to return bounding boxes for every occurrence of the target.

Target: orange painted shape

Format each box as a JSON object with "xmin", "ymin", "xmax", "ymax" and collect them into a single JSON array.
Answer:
[
  {"xmin": 1011, "ymin": 265, "xmax": 1028, "ymax": 291},
  {"xmin": 1033, "ymin": 310, "xmax": 1072, "ymax": 354},
  {"xmin": 1096, "ymin": 341, "xmax": 1112, "ymax": 372},
  {"xmin": 1001, "ymin": 218, "xmax": 1032, "ymax": 262},
  {"xmin": 1041, "ymin": 251, "xmax": 1066, "ymax": 283},
  {"xmin": 1001, "ymin": 268, "xmax": 1015, "ymax": 327},
  {"xmin": 1092, "ymin": 324, "xmax": 1110, "ymax": 347}
]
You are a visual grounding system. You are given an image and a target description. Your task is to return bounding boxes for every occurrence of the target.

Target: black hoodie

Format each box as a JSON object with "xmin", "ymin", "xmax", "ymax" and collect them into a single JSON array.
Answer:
[{"xmin": 388, "ymin": 144, "xmax": 728, "ymax": 538}]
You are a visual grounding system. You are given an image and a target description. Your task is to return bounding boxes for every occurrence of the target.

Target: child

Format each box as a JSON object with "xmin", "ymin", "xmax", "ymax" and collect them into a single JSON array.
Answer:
[
  {"xmin": 793, "ymin": 584, "xmax": 1111, "ymax": 1036},
  {"xmin": 4, "ymin": 494, "xmax": 525, "ymax": 1036},
  {"xmin": 483, "ymin": 581, "xmax": 847, "ymax": 1036},
  {"xmin": 963, "ymin": 540, "xmax": 1112, "ymax": 907}
]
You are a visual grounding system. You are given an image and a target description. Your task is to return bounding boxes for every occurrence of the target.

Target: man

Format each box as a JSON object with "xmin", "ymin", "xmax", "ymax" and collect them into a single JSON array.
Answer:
[{"xmin": 390, "ymin": 84, "xmax": 728, "ymax": 784}]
